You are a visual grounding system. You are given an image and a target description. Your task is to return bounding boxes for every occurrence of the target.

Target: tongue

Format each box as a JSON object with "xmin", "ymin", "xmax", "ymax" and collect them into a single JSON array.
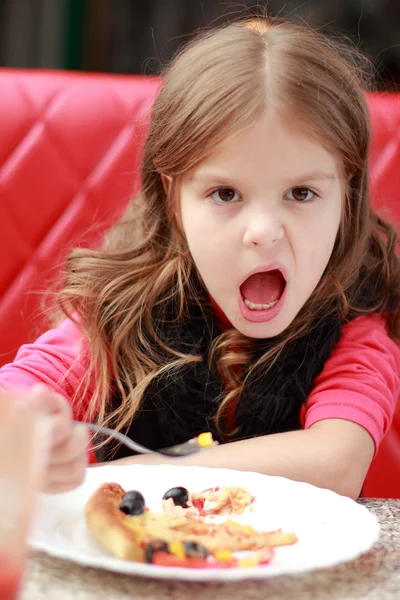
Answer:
[{"xmin": 240, "ymin": 270, "xmax": 285, "ymax": 304}]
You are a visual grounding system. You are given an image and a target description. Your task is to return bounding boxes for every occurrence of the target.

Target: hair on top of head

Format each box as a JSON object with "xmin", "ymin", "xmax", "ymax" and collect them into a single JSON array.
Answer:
[{"xmin": 243, "ymin": 18, "xmax": 270, "ymax": 34}]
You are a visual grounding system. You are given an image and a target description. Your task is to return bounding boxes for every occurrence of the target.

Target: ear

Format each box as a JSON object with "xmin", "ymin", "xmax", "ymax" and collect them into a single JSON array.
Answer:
[{"xmin": 161, "ymin": 174, "xmax": 173, "ymax": 195}]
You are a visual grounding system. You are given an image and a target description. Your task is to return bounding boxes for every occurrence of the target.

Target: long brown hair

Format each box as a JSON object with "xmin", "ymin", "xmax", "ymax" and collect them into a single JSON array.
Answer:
[{"xmin": 57, "ymin": 17, "xmax": 400, "ymax": 436}]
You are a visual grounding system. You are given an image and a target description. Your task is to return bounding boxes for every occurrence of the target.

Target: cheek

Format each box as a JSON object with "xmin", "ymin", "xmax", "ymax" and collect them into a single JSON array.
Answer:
[
  {"xmin": 298, "ymin": 206, "xmax": 341, "ymax": 278},
  {"xmin": 310, "ymin": 236, "xmax": 336, "ymax": 275},
  {"xmin": 181, "ymin": 203, "xmax": 202, "ymax": 245},
  {"xmin": 180, "ymin": 203, "xmax": 235, "ymax": 282},
  {"xmin": 180, "ymin": 203, "xmax": 214, "ymax": 263},
  {"xmin": 181, "ymin": 199, "xmax": 218, "ymax": 248}
]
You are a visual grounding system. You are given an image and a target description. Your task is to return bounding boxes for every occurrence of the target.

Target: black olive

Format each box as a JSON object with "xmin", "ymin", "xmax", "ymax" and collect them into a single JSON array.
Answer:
[
  {"xmin": 119, "ymin": 490, "xmax": 145, "ymax": 515},
  {"xmin": 144, "ymin": 539, "xmax": 169, "ymax": 563},
  {"xmin": 162, "ymin": 486, "xmax": 189, "ymax": 507},
  {"xmin": 184, "ymin": 541, "xmax": 208, "ymax": 559}
]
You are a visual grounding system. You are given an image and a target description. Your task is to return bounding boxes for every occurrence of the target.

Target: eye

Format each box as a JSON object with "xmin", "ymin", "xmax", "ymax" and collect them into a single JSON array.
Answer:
[
  {"xmin": 285, "ymin": 187, "xmax": 318, "ymax": 202},
  {"xmin": 209, "ymin": 187, "xmax": 241, "ymax": 204}
]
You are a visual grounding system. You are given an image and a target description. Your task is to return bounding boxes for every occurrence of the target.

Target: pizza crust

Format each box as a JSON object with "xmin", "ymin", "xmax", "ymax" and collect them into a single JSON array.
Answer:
[{"xmin": 84, "ymin": 483, "xmax": 146, "ymax": 561}]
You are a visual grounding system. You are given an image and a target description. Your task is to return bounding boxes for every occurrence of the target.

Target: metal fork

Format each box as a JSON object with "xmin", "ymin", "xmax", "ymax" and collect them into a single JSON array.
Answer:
[{"xmin": 74, "ymin": 421, "xmax": 216, "ymax": 457}]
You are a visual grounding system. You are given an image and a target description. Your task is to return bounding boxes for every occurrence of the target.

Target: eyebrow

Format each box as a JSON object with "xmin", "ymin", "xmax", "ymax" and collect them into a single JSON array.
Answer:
[
  {"xmin": 190, "ymin": 170, "xmax": 337, "ymax": 184},
  {"xmin": 189, "ymin": 172, "xmax": 232, "ymax": 184},
  {"xmin": 293, "ymin": 171, "xmax": 337, "ymax": 182}
]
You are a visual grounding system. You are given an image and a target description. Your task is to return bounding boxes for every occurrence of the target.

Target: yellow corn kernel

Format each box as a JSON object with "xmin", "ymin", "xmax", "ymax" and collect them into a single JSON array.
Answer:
[
  {"xmin": 197, "ymin": 432, "xmax": 213, "ymax": 447},
  {"xmin": 214, "ymin": 549, "xmax": 233, "ymax": 562},
  {"xmin": 237, "ymin": 556, "xmax": 260, "ymax": 568},
  {"xmin": 225, "ymin": 520, "xmax": 255, "ymax": 535},
  {"xmin": 225, "ymin": 520, "xmax": 240, "ymax": 529},
  {"xmin": 169, "ymin": 540, "xmax": 185, "ymax": 559}
]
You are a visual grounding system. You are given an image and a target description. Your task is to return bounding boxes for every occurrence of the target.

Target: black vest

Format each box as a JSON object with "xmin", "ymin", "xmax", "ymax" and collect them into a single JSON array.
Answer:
[{"xmin": 101, "ymin": 293, "xmax": 354, "ymax": 461}]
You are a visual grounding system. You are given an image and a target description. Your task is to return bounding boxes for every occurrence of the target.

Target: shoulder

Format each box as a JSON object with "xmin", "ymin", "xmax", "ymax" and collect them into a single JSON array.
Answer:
[
  {"xmin": 13, "ymin": 317, "xmax": 88, "ymax": 359},
  {"xmin": 0, "ymin": 317, "xmax": 90, "ymax": 395},
  {"xmin": 319, "ymin": 313, "xmax": 400, "ymax": 393},
  {"xmin": 335, "ymin": 314, "xmax": 400, "ymax": 371}
]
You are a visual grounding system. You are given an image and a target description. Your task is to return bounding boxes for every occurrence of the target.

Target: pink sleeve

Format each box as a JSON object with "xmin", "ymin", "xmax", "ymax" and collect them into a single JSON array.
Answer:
[
  {"xmin": 302, "ymin": 314, "xmax": 400, "ymax": 452},
  {"xmin": 0, "ymin": 319, "xmax": 95, "ymax": 420}
]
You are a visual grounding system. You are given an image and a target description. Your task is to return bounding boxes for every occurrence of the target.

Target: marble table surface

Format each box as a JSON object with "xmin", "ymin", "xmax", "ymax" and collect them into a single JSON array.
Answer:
[{"xmin": 21, "ymin": 499, "xmax": 400, "ymax": 600}]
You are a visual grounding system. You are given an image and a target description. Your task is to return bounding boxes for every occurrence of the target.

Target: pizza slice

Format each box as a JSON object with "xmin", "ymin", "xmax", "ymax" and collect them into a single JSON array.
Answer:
[{"xmin": 85, "ymin": 482, "xmax": 297, "ymax": 568}]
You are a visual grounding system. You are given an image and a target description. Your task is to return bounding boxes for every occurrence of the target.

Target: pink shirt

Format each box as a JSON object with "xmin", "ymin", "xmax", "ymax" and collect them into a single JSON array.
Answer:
[{"xmin": 0, "ymin": 315, "xmax": 399, "ymax": 452}]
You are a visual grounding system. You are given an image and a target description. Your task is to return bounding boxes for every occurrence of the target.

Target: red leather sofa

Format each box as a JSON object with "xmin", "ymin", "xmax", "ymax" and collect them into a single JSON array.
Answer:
[{"xmin": 0, "ymin": 69, "xmax": 399, "ymax": 497}]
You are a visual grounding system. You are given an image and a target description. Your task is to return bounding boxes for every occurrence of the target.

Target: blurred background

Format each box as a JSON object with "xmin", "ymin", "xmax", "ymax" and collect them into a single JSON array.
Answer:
[{"xmin": 0, "ymin": 0, "xmax": 399, "ymax": 89}]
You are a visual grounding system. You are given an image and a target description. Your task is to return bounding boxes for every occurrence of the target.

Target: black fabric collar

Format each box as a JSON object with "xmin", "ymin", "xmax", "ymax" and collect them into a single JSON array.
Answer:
[{"xmin": 104, "ymin": 295, "xmax": 344, "ymax": 460}]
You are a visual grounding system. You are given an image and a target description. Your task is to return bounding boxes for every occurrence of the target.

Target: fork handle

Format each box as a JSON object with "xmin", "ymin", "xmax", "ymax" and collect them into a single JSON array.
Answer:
[{"xmin": 74, "ymin": 420, "xmax": 157, "ymax": 456}]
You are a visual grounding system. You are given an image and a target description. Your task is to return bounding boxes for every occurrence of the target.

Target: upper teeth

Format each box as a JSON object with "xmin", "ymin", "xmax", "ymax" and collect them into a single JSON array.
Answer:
[{"xmin": 244, "ymin": 298, "xmax": 278, "ymax": 311}]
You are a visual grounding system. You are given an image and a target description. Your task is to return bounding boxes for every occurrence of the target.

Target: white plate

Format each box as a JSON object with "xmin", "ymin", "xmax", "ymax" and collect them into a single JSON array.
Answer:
[{"xmin": 29, "ymin": 465, "xmax": 379, "ymax": 582}]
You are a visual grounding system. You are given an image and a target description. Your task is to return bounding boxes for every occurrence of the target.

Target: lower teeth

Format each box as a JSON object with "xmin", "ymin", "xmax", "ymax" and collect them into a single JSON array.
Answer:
[{"xmin": 243, "ymin": 298, "xmax": 278, "ymax": 311}]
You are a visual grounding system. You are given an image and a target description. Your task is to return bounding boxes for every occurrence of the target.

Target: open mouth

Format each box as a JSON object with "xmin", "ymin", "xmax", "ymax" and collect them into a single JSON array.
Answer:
[{"xmin": 239, "ymin": 269, "xmax": 286, "ymax": 312}]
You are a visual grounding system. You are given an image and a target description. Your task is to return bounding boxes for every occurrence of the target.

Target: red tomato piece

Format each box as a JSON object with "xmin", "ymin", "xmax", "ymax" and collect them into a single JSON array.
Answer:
[
  {"xmin": 151, "ymin": 552, "xmax": 237, "ymax": 569},
  {"xmin": 151, "ymin": 552, "xmax": 210, "ymax": 569}
]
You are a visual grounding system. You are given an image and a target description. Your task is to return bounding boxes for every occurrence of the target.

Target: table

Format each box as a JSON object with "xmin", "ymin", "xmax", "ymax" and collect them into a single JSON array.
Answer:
[{"xmin": 22, "ymin": 499, "xmax": 400, "ymax": 600}]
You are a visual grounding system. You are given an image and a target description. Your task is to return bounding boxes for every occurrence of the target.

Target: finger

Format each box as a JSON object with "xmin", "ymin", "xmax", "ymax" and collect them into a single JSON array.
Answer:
[
  {"xmin": 48, "ymin": 454, "xmax": 88, "ymax": 483},
  {"xmin": 43, "ymin": 470, "xmax": 86, "ymax": 494},
  {"xmin": 28, "ymin": 386, "xmax": 73, "ymax": 447},
  {"xmin": 44, "ymin": 454, "xmax": 88, "ymax": 494},
  {"xmin": 30, "ymin": 385, "xmax": 72, "ymax": 419},
  {"xmin": 51, "ymin": 425, "xmax": 89, "ymax": 465}
]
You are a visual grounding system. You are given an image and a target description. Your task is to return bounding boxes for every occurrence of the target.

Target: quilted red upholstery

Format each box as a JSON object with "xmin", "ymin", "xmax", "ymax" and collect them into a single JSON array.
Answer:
[
  {"xmin": 0, "ymin": 69, "xmax": 160, "ymax": 365},
  {"xmin": 0, "ymin": 69, "xmax": 399, "ymax": 496}
]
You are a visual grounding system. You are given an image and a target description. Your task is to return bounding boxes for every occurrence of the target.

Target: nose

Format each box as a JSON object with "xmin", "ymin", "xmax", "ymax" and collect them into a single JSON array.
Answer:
[{"xmin": 242, "ymin": 209, "xmax": 284, "ymax": 247}]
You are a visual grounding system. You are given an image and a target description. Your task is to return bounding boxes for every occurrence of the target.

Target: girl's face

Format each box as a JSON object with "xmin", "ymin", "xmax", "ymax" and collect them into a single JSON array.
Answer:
[{"xmin": 178, "ymin": 113, "xmax": 344, "ymax": 338}]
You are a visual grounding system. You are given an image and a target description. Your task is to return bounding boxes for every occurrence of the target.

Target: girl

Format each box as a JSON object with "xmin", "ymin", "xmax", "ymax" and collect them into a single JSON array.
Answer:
[{"xmin": 1, "ymin": 17, "xmax": 399, "ymax": 499}]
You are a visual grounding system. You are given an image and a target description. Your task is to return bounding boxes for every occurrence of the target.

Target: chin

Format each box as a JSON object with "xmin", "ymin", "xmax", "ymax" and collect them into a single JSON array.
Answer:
[{"xmin": 233, "ymin": 316, "xmax": 289, "ymax": 339}]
